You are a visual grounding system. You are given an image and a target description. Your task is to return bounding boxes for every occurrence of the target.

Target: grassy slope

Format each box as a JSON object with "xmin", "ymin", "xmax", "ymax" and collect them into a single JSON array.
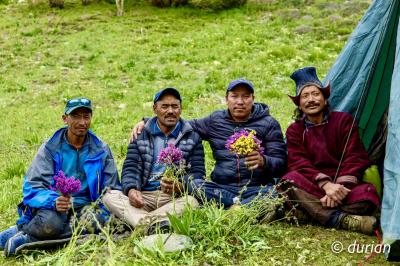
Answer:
[{"xmin": 0, "ymin": 0, "xmax": 391, "ymax": 264}]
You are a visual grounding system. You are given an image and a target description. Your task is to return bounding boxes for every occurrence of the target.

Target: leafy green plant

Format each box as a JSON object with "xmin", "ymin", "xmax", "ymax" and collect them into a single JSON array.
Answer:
[{"xmin": 189, "ymin": 0, "xmax": 246, "ymax": 10}]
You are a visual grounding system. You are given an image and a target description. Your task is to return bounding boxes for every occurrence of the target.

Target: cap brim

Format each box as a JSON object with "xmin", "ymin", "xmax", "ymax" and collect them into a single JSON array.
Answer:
[
  {"xmin": 65, "ymin": 106, "xmax": 92, "ymax": 115},
  {"xmin": 228, "ymin": 82, "xmax": 254, "ymax": 93},
  {"xmin": 154, "ymin": 88, "xmax": 182, "ymax": 103}
]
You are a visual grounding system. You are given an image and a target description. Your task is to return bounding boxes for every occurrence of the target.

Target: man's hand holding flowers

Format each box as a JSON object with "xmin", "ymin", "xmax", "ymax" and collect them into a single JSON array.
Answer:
[
  {"xmin": 161, "ymin": 177, "xmax": 183, "ymax": 195},
  {"xmin": 51, "ymin": 171, "xmax": 81, "ymax": 213},
  {"xmin": 226, "ymin": 129, "xmax": 265, "ymax": 170},
  {"xmin": 56, "ymin": 196, "xmax": 72, "ymax": 212},
  {"xmin": 245, "ymin": 151, "xmax": 265, "ymax": 170}
]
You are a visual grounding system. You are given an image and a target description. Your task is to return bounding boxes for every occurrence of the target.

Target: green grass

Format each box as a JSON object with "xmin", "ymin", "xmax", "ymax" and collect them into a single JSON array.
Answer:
[{"xmin": 0, "ymin": 0, "xmax": 391, "ymax": 264}]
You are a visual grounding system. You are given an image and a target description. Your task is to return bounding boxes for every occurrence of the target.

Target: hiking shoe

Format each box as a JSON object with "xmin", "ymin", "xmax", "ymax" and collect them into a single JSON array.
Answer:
[
  {"xmin": 340, "ymin": 215, "xmax": 377, "ymax": 235},
  {"xmin": 385, "ymin": 239, "xmax": 400, "ymax": 261},
  {"xmin": 293, "ymin": 208, "xmax": 313, "ymax": 225},
  {"xmin": 0, "ymin": 226, "xmax": 18, "ymax": 250},
  {"xmin": 147, "ymin": 220, "xmax": 171, "ymax": 235},
  {"xmin": 4, "ymin": 232, "xmax": 31, "ymax": 257},
  {"xmin": 259, "ymin": 204, "xmax": 281, "ymax": 224}
]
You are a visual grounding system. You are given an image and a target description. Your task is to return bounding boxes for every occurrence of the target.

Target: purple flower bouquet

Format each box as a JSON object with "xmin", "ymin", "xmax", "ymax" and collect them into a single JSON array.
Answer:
[
  {"xmin": 157, "ymin": 144, "xmax": 185, "ymax": 182},
  {"xmin": 51, "ymin": 170, "xmax": 81, "ymax": 196}
]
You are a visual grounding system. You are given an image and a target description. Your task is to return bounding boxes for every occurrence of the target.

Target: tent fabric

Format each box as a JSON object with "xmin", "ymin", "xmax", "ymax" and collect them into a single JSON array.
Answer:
[
  {"xmin": 381, "ymin": 18, "xmax": 400, "ymax": 240},
  {"xmin": 324, "ymin": 0, "xmax": 398, "ymax": 150},
  {"xmin": 323, "ymin": 0, "xmax": 400, "ymax": 241}
]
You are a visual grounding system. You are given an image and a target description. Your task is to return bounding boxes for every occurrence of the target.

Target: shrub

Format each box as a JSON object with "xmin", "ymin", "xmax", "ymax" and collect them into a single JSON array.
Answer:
[
  {"xmin": 149, "ymin": 0, "xmax": 245, "ymax": 9},
  {"xmin": 189, "ymin": 0, "xmax": 246, "ymax": 10},
  {"xmin": 150, "ymin": 0, "xmax": 187, "ymax": 8}
]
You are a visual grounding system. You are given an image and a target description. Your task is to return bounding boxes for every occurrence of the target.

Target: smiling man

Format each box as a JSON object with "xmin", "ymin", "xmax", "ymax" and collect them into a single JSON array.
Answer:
[
  {"xmin": 0, "ymin": 98, "xmax": 121, "ymax": 256},
  {"xmin": 103, "ymin": 88, "xmax": 205, "ymax": 235},
  {"xmin": 282, "ymin": 67, "xmax": 380, "ymax": 235}
]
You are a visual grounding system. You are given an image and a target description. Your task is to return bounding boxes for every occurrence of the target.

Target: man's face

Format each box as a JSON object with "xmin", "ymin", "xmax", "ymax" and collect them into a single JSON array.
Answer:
[
  {"xmin": 226, "ymin": 86, "xmax": 254, "ymax": 121},
  {"xmin": 63, "ymin": 108, "xmax": 92, "ymax": 138},
  {"xmin": 299, "ymin": 85, "xmax": 326, "ymax": 116},
  {"xmin": 153, "ymin": 94, "xmax": 181, "ymax": 129}
]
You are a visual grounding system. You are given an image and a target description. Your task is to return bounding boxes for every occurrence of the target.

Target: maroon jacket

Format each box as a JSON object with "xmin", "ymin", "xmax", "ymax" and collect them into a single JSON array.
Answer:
[{"xmin": 282, "ymin": 112, "xmax": 379, "ymax": 207}]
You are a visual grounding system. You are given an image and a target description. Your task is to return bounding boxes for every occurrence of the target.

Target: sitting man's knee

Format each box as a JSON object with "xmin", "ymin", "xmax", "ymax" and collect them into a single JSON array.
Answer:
[
  {"xmin": 102, "ymin": 190, "xmax": 125, "ymax": 213},
  {"xmin": 185, "ymin": 195, "xmax": 199, "ymax": 208},
  {"xmin": 188, "ymin": 178, "xmax": 204, "ymax": 190},
  {"xmin": 23, "ymin": 209, "xmax": 66, "ymax": 239}
]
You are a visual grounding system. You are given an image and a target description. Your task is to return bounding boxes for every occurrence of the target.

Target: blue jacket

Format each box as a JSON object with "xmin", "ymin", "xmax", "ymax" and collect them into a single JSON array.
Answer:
[
  {"xmin": 122, "ymin": 117, "xmax": 205, "ymax": 195},
  {"xmin": 17, "ymin": 127, "xmax": 121, "ymax": 225},
  {"xmin": 190, "ymin": 103, "xmax": 287, "ymax": 186}
]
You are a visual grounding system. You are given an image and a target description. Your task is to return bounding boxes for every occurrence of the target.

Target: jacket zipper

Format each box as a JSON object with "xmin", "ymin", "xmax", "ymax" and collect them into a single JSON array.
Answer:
[{"xmin": 97, "ymin": 170, "xmax": 100, "ymax": 194}]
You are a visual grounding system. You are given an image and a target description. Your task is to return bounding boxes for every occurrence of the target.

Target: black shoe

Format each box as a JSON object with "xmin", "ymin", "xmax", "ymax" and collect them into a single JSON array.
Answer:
[
  {"xmin": 386, "ymin": 240, "xmax": 400, "ymax": 261},
  {"xmin": 147, "ymin": 220, "xmax": 171, "ymax": 235}
]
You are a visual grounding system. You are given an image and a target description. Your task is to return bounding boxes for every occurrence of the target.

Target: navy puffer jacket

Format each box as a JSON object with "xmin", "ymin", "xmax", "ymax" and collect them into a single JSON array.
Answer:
[
  {"xmin": 122, "ymin": 117, "xmax": 205, "ymax": 195},
  {"xmin": 190, "ymin": 103, "xmax": 287, "ymax": 186}
]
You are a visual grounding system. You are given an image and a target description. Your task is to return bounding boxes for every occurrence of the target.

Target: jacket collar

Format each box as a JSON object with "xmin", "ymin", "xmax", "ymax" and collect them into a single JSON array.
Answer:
[
  {"xmin": 144, "ymin": 117, "xmax": 193, "ymax": 140},
  {"xmin": 45, "ymin": 127, "xmax": 104, "ymax": 159},
  {"xmin": 150, "ymin": 119, "xmax": 181, "ymax": 138},
  {"xmin": 304, "ymin": 111, "xmax": 330, "ymax": 128}
]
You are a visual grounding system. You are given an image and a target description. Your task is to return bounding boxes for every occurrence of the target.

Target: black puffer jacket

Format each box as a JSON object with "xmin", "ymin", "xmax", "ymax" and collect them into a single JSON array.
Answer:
[
  {"xmin": 190, "ymin": 103, "xmax": 287, "ymax": 186},
  {"xmin": 122, "ymin": 117, "xmax": 205, "ymax": 195}
]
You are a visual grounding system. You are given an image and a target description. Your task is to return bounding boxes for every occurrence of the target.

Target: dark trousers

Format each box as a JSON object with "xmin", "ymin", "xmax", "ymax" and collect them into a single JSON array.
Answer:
[
  {"xmin": 188, "ymin": 179, "xmax": 275, "ymax": 208},
  {"xmin": 286, "ymin": 186, "xmax": 376, "ymax": 227},
  {"xmin": 19, "ymin": 207, "xmax": 106, "ymax": 240}
]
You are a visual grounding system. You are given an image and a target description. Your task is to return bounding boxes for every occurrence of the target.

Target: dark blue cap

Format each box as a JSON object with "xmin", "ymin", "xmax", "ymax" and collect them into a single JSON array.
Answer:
[
  {"xmin": 290, "ymin": 66, "xmax": 328, "ymax": 96},
  {"xmin": 153, "ymin": 87, "xmax": 182, "ymax": 103},
  {"xmin": 289, "ymin": 66, "xmax": 330, "ymax": 105},
  {"xmin": 227, "ymin": 78, "xmax": 254, "ymax": 93}
]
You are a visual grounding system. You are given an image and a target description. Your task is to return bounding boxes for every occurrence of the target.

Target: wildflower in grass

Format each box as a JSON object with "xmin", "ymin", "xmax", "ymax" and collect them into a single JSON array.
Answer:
[
  {"xmin": 50, "ymin": 170, "xmax": 81, "ymax": 196},
  {"xmin": 225, "ymin": 129, "xmax": 264, "ymax": 156},
  {"xmin": 157, "ymin": 144, "xmax": 185, "ymax": 181}
]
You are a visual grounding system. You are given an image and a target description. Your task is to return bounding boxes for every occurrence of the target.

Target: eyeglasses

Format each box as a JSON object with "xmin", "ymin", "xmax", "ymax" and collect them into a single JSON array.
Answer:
[{"xmin": 66, "ymin": 98, "xmax": 91, "ymax": 108}]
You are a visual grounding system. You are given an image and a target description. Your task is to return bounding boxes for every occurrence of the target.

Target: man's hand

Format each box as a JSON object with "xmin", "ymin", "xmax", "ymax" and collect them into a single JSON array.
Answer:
[
  {"xmin": 161, "ymin": 177, "xmax": 183, "ymax": 195},
  {"xmin": 244, "ymin": 151, "xmax": 265, "ymax": 170},
  {"xmin": 56, "ymin": 195, "xmax": 72, "ymax": 213},
  {"xmin": 321, "ymin": 182, "xmax": 350, "ymax": 204},
  {"xmin": 128, "ymin": 189, "xmax": 144, "ymax": 208},
  {"xmin": 320, "ymin": 195, "xmax": 340, "ymax": 208},
  {"xmin": 130, "ymin": 121, "xmax": 145, "ymax": 142}
]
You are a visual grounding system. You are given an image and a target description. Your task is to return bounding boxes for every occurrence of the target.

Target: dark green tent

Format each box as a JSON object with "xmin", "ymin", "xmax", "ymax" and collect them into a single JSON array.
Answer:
[{"xmin": 323, "ymin": 0, "xmax": 400, "ymax": 260}]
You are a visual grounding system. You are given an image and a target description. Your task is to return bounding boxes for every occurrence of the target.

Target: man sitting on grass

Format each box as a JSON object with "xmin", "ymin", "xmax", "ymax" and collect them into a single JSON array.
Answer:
[
  {"xmin": 103, "ymin": 88, "xmax": 205, "ymax": 235},
  {"xmin": 132, "ymin": 79, "xmax": 287, "ymax": 213},
  {"xmin": 282, "ymin": 67, "xmax": 380, "ymax": 234},
  {"xmin": 0, "ymin": 98, "xmax": 121, "ymax": 256}
]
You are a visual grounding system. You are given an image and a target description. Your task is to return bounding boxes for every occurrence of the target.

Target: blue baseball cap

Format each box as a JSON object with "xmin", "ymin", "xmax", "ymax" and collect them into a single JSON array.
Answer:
[
  {"xmin": 64, "ymin": 98, "xmax": 92, "ymax": 115},
  {"xmin": 227, "ymin": 79, "xmax": 254, "ymax": 93},
  {"xmin": 153, "ymin": 87, "xmax": 182, "ymax": 103}
]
